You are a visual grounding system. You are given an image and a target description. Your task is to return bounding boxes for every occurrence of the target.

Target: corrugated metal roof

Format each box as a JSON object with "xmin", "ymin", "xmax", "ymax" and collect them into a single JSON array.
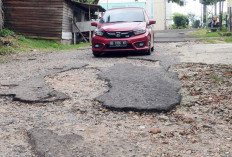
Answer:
[{"xmin": 69, "ymin": 0, "xmax": 105, "ymax": 12}]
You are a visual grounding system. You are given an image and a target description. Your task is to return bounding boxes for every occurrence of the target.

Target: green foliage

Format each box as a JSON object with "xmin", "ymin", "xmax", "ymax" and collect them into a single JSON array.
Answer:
[
  {"xmin": 201, "ymin": 0, "xmax": 217, "ymax": 5},
  {"xmin": 192, "ymin": 20, "xmax": 201, "ymax": 28},
  {"xmin": 74, "ymin": 0, "xmax": 94, "ymax": 3},
  {"xmin": 187, "ymin": 13, "xmax": 196, "ymax": 24},
  {"xmin": 225, "ymin": 37, "xmax": 232, "ymax": 43},
  {"xmin": 0, "ymin": 29, "xmax": 15, "ymax": 37},
  {"xmin": 172, "ymin": 13, "xmax": 189, "ymax": 29},
  {"xmin": 219, "ymin": 32, "xmax": 232, "ymax": 37},
  {"xmin": 168, "ymin": 0, "xmax": 185, "ymax": 6}
]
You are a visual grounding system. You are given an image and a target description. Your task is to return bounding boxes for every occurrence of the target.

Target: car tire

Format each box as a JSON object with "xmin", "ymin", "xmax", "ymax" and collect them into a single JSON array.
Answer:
[
  {"xmin": 144, "ymin": 43, "xmax": 151, "ymax": 55},
  {"xmin": 151, "ymin": 46, "xmax": 154, "ymax": 52},
  {"xmin": 93, "ymin": 51, "xmax": 101, "ymax": 57}
]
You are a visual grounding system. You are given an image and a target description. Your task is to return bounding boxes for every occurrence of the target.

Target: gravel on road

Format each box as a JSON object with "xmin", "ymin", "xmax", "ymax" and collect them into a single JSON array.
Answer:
[{"xmin": 0, "ymin": 43, "xmax": 231, "ymax": 156}]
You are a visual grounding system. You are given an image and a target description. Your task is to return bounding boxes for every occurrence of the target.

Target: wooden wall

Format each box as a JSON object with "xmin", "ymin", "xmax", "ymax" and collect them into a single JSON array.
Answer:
[
  {"xmin": 4, "ymin": 0, "xmax": 64, "ymax": 39},
  {"xmin": 62, "ymin": 1, "xmax": 73, "ymax": 40},
  {"xmin": 62, "ymin": 1, "xmax": 86, "ymax": 40}
]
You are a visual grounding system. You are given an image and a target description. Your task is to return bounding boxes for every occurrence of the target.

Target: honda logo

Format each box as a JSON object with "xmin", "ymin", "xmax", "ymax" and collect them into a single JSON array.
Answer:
[{"xmin": 116, "ymin": 32, "xmax": 121, "ymax": 38}]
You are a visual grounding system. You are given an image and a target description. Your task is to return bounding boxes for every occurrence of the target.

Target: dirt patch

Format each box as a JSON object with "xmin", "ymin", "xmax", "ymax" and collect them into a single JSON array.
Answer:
[{"xmin": 179, "ymin": 43, "xmax": 232, "ymax": 65}]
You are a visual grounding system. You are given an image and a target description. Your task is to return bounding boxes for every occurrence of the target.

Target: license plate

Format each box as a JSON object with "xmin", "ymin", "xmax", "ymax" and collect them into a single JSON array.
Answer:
[{"xmin": 109, "ymin": 41, "xmax": 127, "ymax": 47}]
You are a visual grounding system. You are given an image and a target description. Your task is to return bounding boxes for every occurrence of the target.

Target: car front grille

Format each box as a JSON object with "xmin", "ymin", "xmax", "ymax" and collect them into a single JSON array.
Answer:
[{"xmin": 103, "ymin": 31, "xmax": 134, "ymax": 38}]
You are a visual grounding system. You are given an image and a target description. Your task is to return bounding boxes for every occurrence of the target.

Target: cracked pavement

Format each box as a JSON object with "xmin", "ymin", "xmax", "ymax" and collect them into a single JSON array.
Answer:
[{"xmin": 0, "ymin": 43, "xmax": 181, "ymax": 110}]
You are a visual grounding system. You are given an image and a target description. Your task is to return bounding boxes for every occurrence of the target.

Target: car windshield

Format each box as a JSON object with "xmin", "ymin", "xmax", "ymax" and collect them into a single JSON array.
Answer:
[{"xmin": 100, "ymin": 9, "xmax": 145, "ymax": 23}]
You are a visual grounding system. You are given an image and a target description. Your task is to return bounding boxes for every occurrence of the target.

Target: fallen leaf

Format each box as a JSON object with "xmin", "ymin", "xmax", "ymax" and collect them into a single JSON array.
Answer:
[{"xmin": 150, "ymin": 129, "xmax": 161, "ymax": 134}]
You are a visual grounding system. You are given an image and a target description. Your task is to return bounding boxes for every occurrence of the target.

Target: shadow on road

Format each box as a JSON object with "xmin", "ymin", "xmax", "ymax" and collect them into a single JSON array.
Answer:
[{"xmin": 93, "ymin": 51, "xmax": 149, "ymax": 58}]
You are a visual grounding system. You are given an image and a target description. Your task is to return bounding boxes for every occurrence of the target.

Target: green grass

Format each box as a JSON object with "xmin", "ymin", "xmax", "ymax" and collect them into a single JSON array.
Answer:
[
  {"xmin": 210, "ymin": 73, "xmax": 224, "ymax": 83},
  {"xmin": 205, "ymin": 39, "xmax": 217, "ymax": 44},
  {"xmin": 189, "ymin": 29, "xmax": 221, "ymax": 38},
  {"xmin": 0, "ymin": 30, "xmax": 91, "ymax": 55},
  {"xmin": 16, "ymin": 36, "xmax": 90, "ymax": 51},
  {"xmin": 225, "ymin": 37, "xmax": 232, "ymax": 43}
]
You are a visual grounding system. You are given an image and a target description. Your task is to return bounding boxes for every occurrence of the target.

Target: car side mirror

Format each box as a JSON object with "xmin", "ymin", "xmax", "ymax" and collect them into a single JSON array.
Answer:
[
  {"xmin": 91, "ymin": 21, "xmax": 98, "ymax": 26},
  {"xmin": 149, "ymin": 20, "xmax": 156, "ymax": 25}
]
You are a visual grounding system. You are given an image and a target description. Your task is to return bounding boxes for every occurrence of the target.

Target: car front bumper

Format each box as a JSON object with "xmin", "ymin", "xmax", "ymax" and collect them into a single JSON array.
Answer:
[{"xmin": 92, "ymin": 33, "xmax": 150, "ymax": 52}]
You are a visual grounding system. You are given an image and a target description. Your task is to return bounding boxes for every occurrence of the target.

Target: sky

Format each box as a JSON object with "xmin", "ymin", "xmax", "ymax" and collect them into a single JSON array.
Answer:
[
  {"xmin": 172, "ymin": 0, "xmax": 203, "ymax": 17},
  {"xmin": 171, "ymin": 0, "xmax": 228, "ymax": 19}
]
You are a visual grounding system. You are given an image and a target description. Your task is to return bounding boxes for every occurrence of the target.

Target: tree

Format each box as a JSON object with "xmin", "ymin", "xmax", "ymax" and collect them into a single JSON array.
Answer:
[
  {"xmin": 200, "ymin": 0, "xmax": 226, "ymax": 30},
  {"xmin": 187, "ymin": 13, "xmax": 196, "ymax": 25},
  {"xmin": 201, "ymin": 0, "xmax": 217, "ymax": 5},
  {"xmin": 193, "ymin": 20, "xmax": 201, "ymax": 28},
  {"xmin": 75, "ymin": 0, "xmax": 95, "ymax": 3},
  {"xmin": 168, "ymin": 0, "xmax": 185, "ymax": 6}
]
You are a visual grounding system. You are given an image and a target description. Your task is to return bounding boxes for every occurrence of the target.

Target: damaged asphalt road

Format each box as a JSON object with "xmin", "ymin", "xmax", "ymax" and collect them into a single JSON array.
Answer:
[
  {"xmin": 1, "ymin": 41, "xmax": 231, "ymax": 156},
  {"xmin": 1, "ymin": 64, "xmax": 87, "ymax": 103},
  {"xmin": 97, "ymin": 63, "xmax": 181, "ymax": 111},
  {"xmin": 0, "ymin": 43, "xmax": 181, "ymax": 111},
  {"xmin": 0, "ymin": 42, "xmax": 183, "ymax": 156}
]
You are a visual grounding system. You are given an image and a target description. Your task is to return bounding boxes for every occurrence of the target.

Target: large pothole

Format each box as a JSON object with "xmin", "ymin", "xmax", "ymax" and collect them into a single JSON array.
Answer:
[{"xmin": 45, "ymin": 68, "xmax": 109, "ymax": 102}]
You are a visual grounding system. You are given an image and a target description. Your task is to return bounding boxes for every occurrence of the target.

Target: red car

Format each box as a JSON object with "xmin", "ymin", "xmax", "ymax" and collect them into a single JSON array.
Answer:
[{"xmin": 91, "ymin": 7, "xmax": 156, "ymax": 57}]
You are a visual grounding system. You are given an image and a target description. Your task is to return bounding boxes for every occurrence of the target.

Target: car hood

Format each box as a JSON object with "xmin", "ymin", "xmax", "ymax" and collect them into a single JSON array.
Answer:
[{"xmin": 98, "ymin": 22, "xmax": 146, "ymax": 32}]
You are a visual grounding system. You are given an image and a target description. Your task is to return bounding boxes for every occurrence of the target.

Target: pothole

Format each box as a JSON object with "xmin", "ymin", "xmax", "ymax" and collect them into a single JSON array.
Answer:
[
  {"xmin": 86, "ymin": 57, "xmax": 160, "ymax": 68},
  {"xmin": 126, "ymin": 58, "xmax": 160, "ymax": 67},
  {"xmin": 45, "ymin": 68, "xmax": 109, "ymax": 101}
]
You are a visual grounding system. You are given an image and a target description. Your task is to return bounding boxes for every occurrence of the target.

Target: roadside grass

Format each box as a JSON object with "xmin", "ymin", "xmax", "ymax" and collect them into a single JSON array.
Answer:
[
  {"xmin": 189, "ymin": 28, "xmax": 232, "ymax": 44},
  {"xmin": 189, "ymin": 29, "xmax": 221, "ymax": 38},
  {"xmin": 205, "ymin": 39, "xmax": 217, "ymax": 44},
  {"xmin": 209, "ymin": 73, "xmax": 225, "ymax": 86},
  {"xmin": 0, "ymin": 29, "xmax": 90, "ymax": 55},
  {"xmin": 16, "ymin": 36, "xmax": 90, "ymax": 51},
  {"xmin": 225, "ymin": 37, "xmax": 232, "ymax": 43}
]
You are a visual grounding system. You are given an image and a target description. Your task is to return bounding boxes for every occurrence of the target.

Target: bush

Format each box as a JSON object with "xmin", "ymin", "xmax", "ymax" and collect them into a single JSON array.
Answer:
[
  {"xmin": 172, "ymin": 13, "xmax": 189, "ymax": 29},
  {"xmin": 0, "ymin": 29, "xmax": 15, "ymax": 37},
  {"xmin": 193, "ymin": 20, "xmax": 201, "ymax": 28},
  {"xmin": 219, "ymin": 32, "xmax": 232, "ymax": 36}
]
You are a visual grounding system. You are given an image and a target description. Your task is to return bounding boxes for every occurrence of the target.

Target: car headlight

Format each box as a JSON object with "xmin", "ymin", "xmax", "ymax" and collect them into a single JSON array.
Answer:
[
  {"xmin": 133, "ymin": 27, "xmax": 146, "ymax": 35},
  {"xmin": 95, "ymin": 29, "xmax": 104, "ymax": 36}
]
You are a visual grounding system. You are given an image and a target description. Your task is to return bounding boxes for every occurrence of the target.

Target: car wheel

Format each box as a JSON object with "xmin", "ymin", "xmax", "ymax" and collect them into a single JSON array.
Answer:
[
  {"xmin": 144, "ymin": 42, "xmax": 151, "ymax": 55},
  {"xmin": 151, "ymin": 46, "xmax": 154, "ymax": 52},
  {"xmin": 93, "ymin": 51, "xmax": 101, "ymax": 57}
]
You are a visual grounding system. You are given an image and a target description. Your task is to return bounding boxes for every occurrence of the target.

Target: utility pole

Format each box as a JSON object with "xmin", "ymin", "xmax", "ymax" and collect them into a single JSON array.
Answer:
[
  {"xmin": 89, "ymin": 0, "xmax": 92, "ymax": 43},
  {"xmin": 203, "ymin": 4, "xmax": 207, "ymax": 25},
  {"xmin": 107, "ymin": 0, "xmax": 108, "ymax": 10},
  {"xmin": 214, "ymin": 3, "xmax": 217, "ymax": 16},
  {"xmin": 219, "ymin": 0, "xmax": 222, "ymax": 30}
]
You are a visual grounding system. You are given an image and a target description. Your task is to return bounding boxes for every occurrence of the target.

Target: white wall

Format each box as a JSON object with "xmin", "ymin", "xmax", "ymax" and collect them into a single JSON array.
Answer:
[
  {"xmin": 153, "ymin": 0, "xmax": 165, "ymax": 30},
  {"xmin": 99, "ymin": 0, "xmax": 173, "ymax": 30}
]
